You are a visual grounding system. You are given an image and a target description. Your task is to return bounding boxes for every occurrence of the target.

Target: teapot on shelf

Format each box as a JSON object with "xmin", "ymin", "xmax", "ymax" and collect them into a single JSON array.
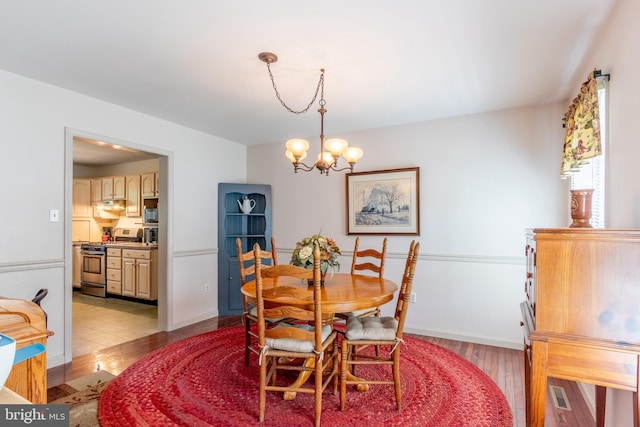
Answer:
[{"xmin": 237, "ymin": 196, "xmax": 256, "ymax": 214}]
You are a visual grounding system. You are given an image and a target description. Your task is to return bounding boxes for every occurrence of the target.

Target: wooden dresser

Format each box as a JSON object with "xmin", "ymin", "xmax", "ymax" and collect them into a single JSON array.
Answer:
[
  {"xmin": 522, "ymin": 228, "xmax": 640, "ymax": 427},
  {"xmin": 0, "ymin": 297, "xmax": 53, "ymax": 403}
]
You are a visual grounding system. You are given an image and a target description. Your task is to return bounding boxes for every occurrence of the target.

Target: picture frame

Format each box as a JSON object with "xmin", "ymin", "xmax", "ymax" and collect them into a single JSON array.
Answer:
[{"xmin": 346, "ymin": 167, "xmax": 420, "ymax": 235}]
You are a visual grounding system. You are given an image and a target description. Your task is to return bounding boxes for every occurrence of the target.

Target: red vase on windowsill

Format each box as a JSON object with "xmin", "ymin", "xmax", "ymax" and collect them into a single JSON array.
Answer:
[{"xmin": 570, "ymin": 189, "xmax": 594, "ymax": 228}]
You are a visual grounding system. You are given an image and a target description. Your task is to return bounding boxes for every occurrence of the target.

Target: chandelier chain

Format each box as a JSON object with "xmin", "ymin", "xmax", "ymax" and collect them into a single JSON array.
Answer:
[{"xmin": 265, "ymin": 62, "xmax": 325, "ymax": 115}]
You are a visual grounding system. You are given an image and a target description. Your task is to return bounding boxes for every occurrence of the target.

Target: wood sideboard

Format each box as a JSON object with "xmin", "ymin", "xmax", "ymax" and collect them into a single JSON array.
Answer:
[
  {"xmin": 522, "ymin": 228, "xmax": 640, "ymax": 427},
  {"xmin": 0, "ymin": 297, "xmax": 53, "ymax": 403}
]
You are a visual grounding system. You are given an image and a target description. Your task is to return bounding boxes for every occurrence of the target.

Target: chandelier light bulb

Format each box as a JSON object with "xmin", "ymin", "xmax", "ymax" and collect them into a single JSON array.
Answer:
[
  {"xmin": 324, "ymin": 138, "xmax": 349, "ymax": 157},
  {"xmin": 285, "ymin": 138, "xmax": 310, "ymax": 157},
  {"xmin": 286, "ymin": 149, "xmax": 307, "ymax": 163},
  {"xmin": 342, "ymin": 146, "xmax": 364, "ymax": 163},
  {"xmin": 317, "ymin": 151, "xmax": 336, "ymax": 164}
]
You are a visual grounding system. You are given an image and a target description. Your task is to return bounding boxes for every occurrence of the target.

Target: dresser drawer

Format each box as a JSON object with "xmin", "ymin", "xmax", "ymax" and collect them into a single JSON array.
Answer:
[
  {"xmin": 122, "ymin": 249, "xmax": 150, "ymax": 260},
  {"xmin": 106, "ymin": 257, "xmax": 121, "ymax": 269},
  {"xmin": 107, "ymin": 268, "xmax": 121, "ymax": 281},
  {"xmin": 107, "ymin": 280, "xmax": 122, "ymax": 294},
  {"xmin": 107, "ymin": 248, "xmax": 121, "ymax": 257}
]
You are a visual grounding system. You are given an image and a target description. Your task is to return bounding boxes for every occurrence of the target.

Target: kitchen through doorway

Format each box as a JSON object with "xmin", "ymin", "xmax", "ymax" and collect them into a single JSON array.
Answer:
[{"xmin": 70, "ymin": 130, "xmax": 169, "ymax": 358}]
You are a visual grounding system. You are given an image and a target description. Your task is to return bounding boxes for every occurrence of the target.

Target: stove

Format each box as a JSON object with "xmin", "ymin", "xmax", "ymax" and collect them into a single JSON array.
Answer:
[{"xmin": 79, "ymin": 228, "xmax": 142, "ymax": 298}]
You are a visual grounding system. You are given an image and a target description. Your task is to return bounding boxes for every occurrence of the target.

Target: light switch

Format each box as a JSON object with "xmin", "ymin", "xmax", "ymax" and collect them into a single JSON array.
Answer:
[{"xmin": 49, "ymin": 209, "xmax": 59, "ymax": 222}]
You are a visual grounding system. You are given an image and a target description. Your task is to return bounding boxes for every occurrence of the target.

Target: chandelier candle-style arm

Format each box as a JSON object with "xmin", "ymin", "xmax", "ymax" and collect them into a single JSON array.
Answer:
[{"xmin": 259, "ymin": 51, "xmax": 364, "ymax": 175}]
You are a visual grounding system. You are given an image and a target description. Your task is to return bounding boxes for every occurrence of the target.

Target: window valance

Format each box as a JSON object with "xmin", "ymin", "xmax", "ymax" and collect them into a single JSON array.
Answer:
[{"xmin": 560, "ymin": 72, "xmax": 602, "ymax": 177}]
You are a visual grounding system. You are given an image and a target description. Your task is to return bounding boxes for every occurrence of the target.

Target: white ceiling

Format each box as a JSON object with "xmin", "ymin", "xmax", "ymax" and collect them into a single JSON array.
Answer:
[
  {"xmin": 73, "ymin": 137, "xmax": 160, "ymax": 167},
  {"xmin": 0, "ymin": 0, "xmax": 618, "ymax": 153}
]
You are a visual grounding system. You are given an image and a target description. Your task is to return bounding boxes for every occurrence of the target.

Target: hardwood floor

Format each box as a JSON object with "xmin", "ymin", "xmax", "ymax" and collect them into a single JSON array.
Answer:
[{"xmin": 48, "ymin": 316, "xmax": 595, "ymax": 426}]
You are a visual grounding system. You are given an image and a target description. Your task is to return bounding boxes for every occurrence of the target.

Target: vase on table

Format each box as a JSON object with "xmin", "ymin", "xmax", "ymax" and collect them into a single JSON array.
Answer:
[
  {"xmin": 570, "ymin": 189, "xmax": 594, "ymax": 228},
  {"xmin": 307, "ymin": 271, "xmax": 327, "ymax": 286}
]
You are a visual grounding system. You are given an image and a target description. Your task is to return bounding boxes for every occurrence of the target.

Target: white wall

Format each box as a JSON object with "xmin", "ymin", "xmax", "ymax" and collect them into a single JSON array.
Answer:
[
  {"xmin": 569, "ymin": 0, "xmax": 640, "ymax": 424},
  {"xmin": 248, "ymin": 103, "xmax": 568, "ymax": 349},
  {"xmin": 0, "ymin": 69, "xmax": 246, "ymax": 366}
]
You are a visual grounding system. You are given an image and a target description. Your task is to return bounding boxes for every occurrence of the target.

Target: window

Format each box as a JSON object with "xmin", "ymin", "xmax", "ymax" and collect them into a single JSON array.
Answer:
[{"xmin": 569, "ymin": 76, "xmax": 608, "ymax": 228}]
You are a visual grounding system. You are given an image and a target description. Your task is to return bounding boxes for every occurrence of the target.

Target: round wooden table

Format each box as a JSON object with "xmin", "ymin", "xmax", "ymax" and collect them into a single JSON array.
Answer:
[
  {"xmin": 241, "ymin": 272, "xmax": 398, "ymax": 315},
  {"xmin": 241, "ymin": 272, "xmax": 398, "ymax": 399}
]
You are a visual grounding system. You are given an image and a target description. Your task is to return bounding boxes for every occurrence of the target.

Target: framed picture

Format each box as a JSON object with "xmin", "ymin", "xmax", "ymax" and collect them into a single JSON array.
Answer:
[{"xmin": 346, "ymin": 167, "xmax": 420, "ymax": 235}]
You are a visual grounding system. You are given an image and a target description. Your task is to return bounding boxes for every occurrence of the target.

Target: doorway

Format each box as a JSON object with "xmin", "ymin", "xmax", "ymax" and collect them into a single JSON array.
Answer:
[{"xmin": 66, "ymin": 128, "xmax": 171, "ymax": 362}]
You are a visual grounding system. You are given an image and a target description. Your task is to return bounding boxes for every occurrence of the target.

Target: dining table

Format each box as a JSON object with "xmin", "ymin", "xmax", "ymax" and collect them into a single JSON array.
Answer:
[{"xmin": 241, "ymin": 272, "xmax": 398, "ymax": 399}]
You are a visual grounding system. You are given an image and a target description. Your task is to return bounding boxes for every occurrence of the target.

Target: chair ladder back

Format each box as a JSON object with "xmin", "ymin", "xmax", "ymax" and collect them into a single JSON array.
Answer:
[
  {"xmin": 269, "ymin": 236, "xmax": 278, "ymax": 265},
  {"xmin": 394, "ymin": 241, "xmax": 419, "ymax": 340},
  {"xmin": 350, "ymin": 237, "xmax": 388, "ymax": 278},
  {"xmin": 237, "ymin": 237, "xmax": 277, "ymax": 286},
  {"xmin": 254, "ymin": 243, "xmax": 324, "ymax": 350}
]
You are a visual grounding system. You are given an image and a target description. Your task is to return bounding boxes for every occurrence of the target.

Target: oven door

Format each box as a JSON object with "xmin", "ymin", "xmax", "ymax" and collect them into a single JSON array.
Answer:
[{"xmin": 81, "ymin": 250, "xmax": 106, "ymax": 285}]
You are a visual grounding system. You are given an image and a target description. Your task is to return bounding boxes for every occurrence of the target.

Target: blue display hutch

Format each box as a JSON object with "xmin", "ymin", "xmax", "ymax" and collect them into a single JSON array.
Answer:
[{"xmin": 217, "ymin": 183, "xmax": 272, "ymax": 315}]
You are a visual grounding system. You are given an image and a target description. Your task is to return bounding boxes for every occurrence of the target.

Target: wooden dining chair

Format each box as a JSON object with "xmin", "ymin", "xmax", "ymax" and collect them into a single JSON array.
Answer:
[
  {"xmin": 237, "ymin": 236, "xmax": 281, "ymax": 366},
  {"xmin": 254, "ymin": 242, "xmax": 339, "ymax": 427},
  {"xmin": 339, "ymin": 240, "xmax": 419, "ymax": 411},
  {"xmin": 335, "ymin": 237, "xmax": 388, "ymax": 321}
]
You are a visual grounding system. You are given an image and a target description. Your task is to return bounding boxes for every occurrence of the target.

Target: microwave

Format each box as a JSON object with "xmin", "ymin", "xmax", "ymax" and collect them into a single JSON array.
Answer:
[{"xmin": 144, "ymin": 208, "xmax": 158, "ymax": 223}]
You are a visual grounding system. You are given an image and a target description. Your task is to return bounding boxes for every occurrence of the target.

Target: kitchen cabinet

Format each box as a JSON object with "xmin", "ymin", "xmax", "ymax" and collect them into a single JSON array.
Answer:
[
  {"xmin": 218, "ymin": 183, "xmax": 272, "ymax": 315},
  {"xmin": 72, "ymin": 244, "xmax": 82, "ymax": 288},
  {"xmin": 106, "ymin": 248, "xmax": 122, "ymax": 294},
  {"xmin": 122, "ymin": 248, "xmax": 157, "ymax": 300},
  {"xmin": 125, "ymin": 175, "xmax": 141, "ymax": 217},
  {"xmin": 141, "ymin": 172, "xmax": 158, "ymax": 198},
  {"xmin": 72, "ymin": 179, "xmax": 92, "ymax": 218},
  {"xmin": 101, "ymin": 176, "xmax": 125, "ymax": 201},
  {"xmin": 91, "ymin": 179, "xmax": 102, "ymax": 203},
  {"xmin": 113, "ymin": 176, "xmax": 125, "ymax": 199},
  {"xmin": 102, "ymin": 177, "xmax": 113, "ymax": 201}
]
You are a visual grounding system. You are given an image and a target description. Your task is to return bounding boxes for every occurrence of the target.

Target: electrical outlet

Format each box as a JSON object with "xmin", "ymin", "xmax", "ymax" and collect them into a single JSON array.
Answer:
[
  {"xmin": 410, "ymin": 292, "xmax": 416, "ymax": 303},
  {"xmin": 204, "ymin": 283, "xmax": 210, "ymax": 293}
]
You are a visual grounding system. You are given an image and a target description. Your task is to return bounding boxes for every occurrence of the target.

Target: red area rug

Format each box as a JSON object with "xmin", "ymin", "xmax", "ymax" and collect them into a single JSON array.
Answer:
[{"xmin": 98, "ymin": 325, "xmax": 512, "ymax": 426}]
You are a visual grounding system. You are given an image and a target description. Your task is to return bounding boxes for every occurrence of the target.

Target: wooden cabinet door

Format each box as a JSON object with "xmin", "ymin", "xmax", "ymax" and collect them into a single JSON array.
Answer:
[
  {"xmin": 102, "ymin": 177, "xmax": 114, "ymax": 201},
  {"xmin": 141, "ymin": 173, "xmax": 156, "ymax": 197},
  {"xmin": 72, "ymin": 179, "xmax": 92, "ymax": 217},
  {"xmin": 136, "ymin": 259, "xmax": 152, "ymax": 299},
  {"xmin": 126, "ymin": 175, "xmax": 141, "ymax": 217},
  {"xmin": 91, "ymin": 179, "xmax": 102, "ymax": 203},
  {"xmin": 122, "ymin": 258, "xmax": 136, "ymax": 296},
  {"xmin": 113, "ymin": 176, "xmax": 126, "ymax": 199}
]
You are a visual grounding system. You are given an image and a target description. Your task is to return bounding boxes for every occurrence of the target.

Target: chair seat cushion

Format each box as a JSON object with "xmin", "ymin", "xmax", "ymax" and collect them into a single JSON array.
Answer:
[
  {"xmin": 266, "ymin": 324, "xmax": 333, "ymax": 353},
  {"xmin": 344, "ymin": 307, "xmax": 378, "ymax": 317},
  {"xmin": 345, "ymin": 316, "xmax": 398, "ymax": 341}
]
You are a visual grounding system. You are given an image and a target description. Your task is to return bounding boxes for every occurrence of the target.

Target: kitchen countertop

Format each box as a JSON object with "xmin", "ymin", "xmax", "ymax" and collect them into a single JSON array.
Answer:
[
  {"xmin": 72, "ymin": 241, "xmax": 158, "ymax": 248},
  {"xmin": 106, "ymin": 242, "xmax": 158, "ymax": 249}
]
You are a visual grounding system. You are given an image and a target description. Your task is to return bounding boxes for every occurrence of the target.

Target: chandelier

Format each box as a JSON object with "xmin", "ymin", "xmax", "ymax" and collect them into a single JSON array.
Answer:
[{"xmin": 258, "ymin": 52, "xmax": 363, "ymax": 175}]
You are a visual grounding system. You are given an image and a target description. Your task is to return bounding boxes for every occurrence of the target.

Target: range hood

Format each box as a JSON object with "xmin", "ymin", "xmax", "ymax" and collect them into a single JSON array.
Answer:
[{"xmin": 92, "ymin": 200, "xmax": 125, "ymax": 210}]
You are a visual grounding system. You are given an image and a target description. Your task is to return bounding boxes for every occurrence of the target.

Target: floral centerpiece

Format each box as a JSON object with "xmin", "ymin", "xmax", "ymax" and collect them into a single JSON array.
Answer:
[{"xmin": 290, "ymin": 234, "xmax": 341, "ymax": 282}]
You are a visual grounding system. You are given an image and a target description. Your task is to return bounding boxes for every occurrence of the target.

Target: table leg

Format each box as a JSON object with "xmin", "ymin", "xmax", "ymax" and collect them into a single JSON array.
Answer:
[{"xmin": 283, "ymin": 357, "xmax": 315, "ymax": 400}]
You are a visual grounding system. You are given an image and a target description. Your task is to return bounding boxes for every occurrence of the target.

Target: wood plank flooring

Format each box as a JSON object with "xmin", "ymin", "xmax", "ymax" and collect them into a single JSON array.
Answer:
[{"xmin": 48, "ymin": 316, "xmax": 595, "ymax": 426}]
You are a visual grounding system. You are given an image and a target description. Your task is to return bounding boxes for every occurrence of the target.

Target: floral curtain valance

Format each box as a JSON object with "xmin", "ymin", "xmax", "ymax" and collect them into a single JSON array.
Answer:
[{"xmin": 560, "ymin": 72, "xmax": 602, "ymax": 177}]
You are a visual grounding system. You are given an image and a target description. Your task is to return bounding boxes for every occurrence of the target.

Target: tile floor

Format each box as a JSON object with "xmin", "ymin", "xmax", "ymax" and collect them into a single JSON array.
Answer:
[{"xmin": 72, "ymin": 292, "xmax": 158, "ymax": 357}]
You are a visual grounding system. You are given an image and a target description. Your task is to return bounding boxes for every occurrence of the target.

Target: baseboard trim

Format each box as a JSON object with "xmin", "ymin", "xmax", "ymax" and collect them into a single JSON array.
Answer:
[
  {"xmin": 404, "ymin": 326, "xmax": 522, "ymax": 350},
  {"xmin": 168, "ymin": 311, "xmax": 219, "ymax": 331}
]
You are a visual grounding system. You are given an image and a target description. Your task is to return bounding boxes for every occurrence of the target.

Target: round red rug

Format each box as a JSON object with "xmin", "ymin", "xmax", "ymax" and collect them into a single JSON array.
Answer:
[{"xmin": 98, "ymin": 325, "xmax": 512, "ymax": 426}]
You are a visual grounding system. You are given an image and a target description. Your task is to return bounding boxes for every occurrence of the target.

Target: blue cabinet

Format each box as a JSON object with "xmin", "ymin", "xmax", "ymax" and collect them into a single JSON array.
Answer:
[{"xmin": 218, "ymin": 183, "xmax": 272, "ymax": 315}]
